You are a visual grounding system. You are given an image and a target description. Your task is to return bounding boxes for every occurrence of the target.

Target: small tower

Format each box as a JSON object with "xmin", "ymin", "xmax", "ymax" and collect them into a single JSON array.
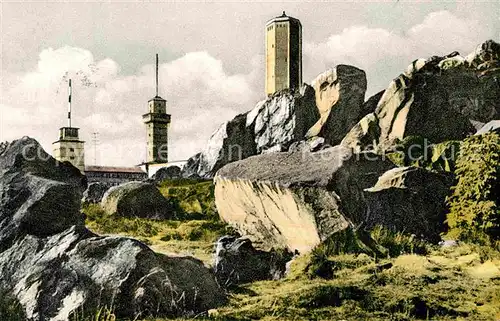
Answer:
[
  {"xmin": 265, "ymin": 11, "xmax": 302, "ymax": 96},
  {"xmin": 143, "ymin": 54, "xmax": 171, "ymax": 164},
  {"xmin": 52, "ymin": 79, "xmax": 85, "ymax": 172}
]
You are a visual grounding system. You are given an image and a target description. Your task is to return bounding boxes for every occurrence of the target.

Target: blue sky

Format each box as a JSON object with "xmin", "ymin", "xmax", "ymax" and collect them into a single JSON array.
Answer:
[{"xmin": 1, "ymin": 1, "xmax": 498, "ymax": 166}]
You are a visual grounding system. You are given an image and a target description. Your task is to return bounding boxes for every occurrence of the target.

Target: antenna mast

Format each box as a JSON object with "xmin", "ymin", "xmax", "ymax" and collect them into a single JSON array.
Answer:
[
  {"xmin": 92, "ymin": 132, "xmax": 99, "ymax": 165},
  {"xmin": 68, "ymin": 79, "xmax": 72, "ymax": 127},
  {"xmin": 155, "ymin": 53, "xmax": 159, "ymax": 97}
]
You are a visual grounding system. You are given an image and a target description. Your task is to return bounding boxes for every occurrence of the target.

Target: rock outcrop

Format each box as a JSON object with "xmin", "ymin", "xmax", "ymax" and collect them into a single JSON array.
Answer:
[
  {"xmin": 251, "ymin": 85, "xmax": 319, "ymax": 154},
  {"xmin": 181, "ymin": 152, "xmax": 202, "ymax": 179},
  {"xmin": 363, "ymin": 166, "xmax": 453, "ymax": 242},
  {"xmin": 186, "ymin": 85, "xmax": 319, "ymax": 178},
  {"xmin": 214, "ymin": 236, "xmax": 292, "ymax": 286},
  {"xmin": 306, "ymin": 65, "xmax": 367, "ymax": 146},
  {"xmin": 476, "ymin": 120, "xmax": 500, "ymax": 135},
  {"xmin": 0, "ymin": 137, "xmax": 226, "ymax": 320},
  {"xmin": 342, "ymin": 40, "xmax": 500, "ymax": 152},
  {"xmin": 214, "ymin": 146, "xmax": 394, "ymax": 253},
  {"xmin": 82, "ymin": 182, "xmax": 109, "ymax": 204},
  {"xmin": 101, "ymin": 181, "xmax": 174, "ymax": 219},
  {"xmin": 191, "ymin": 113, "xmax": 258, "ymax": 178},
  {"xmin": 153, "ymin": 165, "xmax": 183, "ymax": 181}
]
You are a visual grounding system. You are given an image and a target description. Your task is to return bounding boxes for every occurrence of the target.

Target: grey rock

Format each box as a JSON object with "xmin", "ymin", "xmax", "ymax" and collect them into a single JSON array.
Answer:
[
  {"xmin": 0, "ymin": 137, "xmax": 86, "ymax": 238},
  {"xmin": 250, "ymin": 85, "xmax": 319, "ymax": 154},
  {"xmin": 82, "ymin": 182, "xmax": 109, "ymax": 204},
  {"xmin": 466, "ymin": 39, "xmax": 500, "ymax": 68},
  {"xmin": 306, "ymin": 65, "xmax": 367, "ymax": 146},
  {"xmin": 288, "ymin": 136, "xmax": 328, "ymax": 153},
  {"xmin": 343, "ymin": 40, "xmax": 500, "ymax": 152},
  {"xmin": 214, "ymin": 146, "xmax": 395, "ymax": 253},
  {"xmin": 153, "ymin": 166, "xmax": 182, "ymax": 181},
  {"xmin": 101, "ymin": 181, "xmax": 174, "ymax": 219},
  {"xmin": 364, "ymin": 166, "xmax": 454, "ymax": 242},
  {"xmin": 0, "ymin": 137, "xmax": 226, "ymax": 320},
  {"xmin": 196, "ymin": 112, "xmax": 257, "ymax": 178},
  {"xmin": 361, "ymin": 90, "xmax": 385, "ymax": 118},
  {"xmin": 187, "ymin": 86, "xmax": 319, "ymax": 178},
  {"xmin": 182, "ymin": 152, "xmax": 202, "ymax": 178},
  {"xmin": 214, "ymin": 236, "xmax": 292, "ymax": 286},
  {"xmin": 341, "ymin": 113, "xmax": 380, "ymax": 152},
  {"xmin": 475, "ymin": 120, "xmax": 500, "ymax": 135}
]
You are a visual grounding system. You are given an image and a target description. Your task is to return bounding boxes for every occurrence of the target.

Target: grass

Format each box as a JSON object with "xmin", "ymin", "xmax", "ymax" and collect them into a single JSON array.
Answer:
[
  {"xmin": 8, "ymin": 179, "xmax": 500, "ymax": 320},
  {"xmin": 82, "ymin": 179, "xmax": 233, "ymax": 264},
  {"xmin": 83, "ymin": 203, "xmax": 232, "ymax": 264},
  {"xmin": 211, "ymin": 244, "xmax": 500, "ymax": 321},
  {"xmin": 82, "ymin": 189, "xmax": 500, "ymax": 321},
  {"xmin": 157, "ymin": 179, "xmax": 218, "ymax": 220}
]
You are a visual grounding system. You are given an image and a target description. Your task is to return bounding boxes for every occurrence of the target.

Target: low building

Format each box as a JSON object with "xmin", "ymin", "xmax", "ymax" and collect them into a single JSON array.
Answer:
[{"xmin": 85, "ymin": 166, "xmax": 147, "ymax": 186}]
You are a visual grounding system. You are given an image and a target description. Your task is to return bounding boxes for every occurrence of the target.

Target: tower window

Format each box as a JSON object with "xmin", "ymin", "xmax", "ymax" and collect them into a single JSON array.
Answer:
[
  {"xmin": 70, "ymin": 156, "xmax": 75, "ymax": 160},
  {"xmin": 69, "ymin": 148, "xmax": 75, "ymax": 152}
]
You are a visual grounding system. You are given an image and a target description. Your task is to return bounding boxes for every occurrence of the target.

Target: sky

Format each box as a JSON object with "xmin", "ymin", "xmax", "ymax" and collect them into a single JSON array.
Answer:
[{"xmin": 1, "ymin": 0, "xmax": 499, "ymax": 166}]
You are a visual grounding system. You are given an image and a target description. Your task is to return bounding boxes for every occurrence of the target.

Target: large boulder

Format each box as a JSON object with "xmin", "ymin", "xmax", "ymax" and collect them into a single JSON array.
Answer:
[
  {"xmin": 191, "ymin": 113, "xmax": 257, "ymax": 178},
  {"xmin": 364, "ymin": 167, "xmax": 454, "ymax": 242},
  {"xmin": 251, "ymin": 85, "xmax": 319, "ymax": 154},
  {"xmin": 0, "ymin": 137, "xmax": 226, "ymax": 320},
  {"xmin": 153, "ymin": 165, "xmax": 182, "ymax": 181},
  {"xmin": 101, "ymin": 181, "xmax": 174, "ymax": 219},
  {"xmin": 214, "ymin": 146, "xmax": 394, "ymax": 253},
  {"xmin": 82, "ymin": 181, "xmax": 109, "ymax": 204},
  {"xmin": 214, "ymin": 236, "xmax": 292, "ymax": 286},
  {"xmin": 186, "ymin": 85, "xmax": 319, "ymax": 178},
  {"xmin": 306, "ymin": 65, "xmax": 367, "ymax": 146},
  {"xmin": 342, "ymin": 40, "xmax": 500, "ymax": 152},
  {"xmin": 181, "ymin": 152, "xmax": 202, "ymax": 179}
]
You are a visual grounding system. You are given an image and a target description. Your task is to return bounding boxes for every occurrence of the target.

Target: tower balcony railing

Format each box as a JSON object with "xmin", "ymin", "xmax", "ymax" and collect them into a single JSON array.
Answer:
[{"xmin": 142, "ymin": 113, "xmax": 171, "ymax": 124}]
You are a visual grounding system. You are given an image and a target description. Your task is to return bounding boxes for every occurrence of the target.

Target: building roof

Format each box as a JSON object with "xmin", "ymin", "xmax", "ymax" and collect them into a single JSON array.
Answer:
[
  {"xmin": 85, "ymin": 165, "xmax": 146, "ymax": 174},
  {"xmin": 266, "ymin": 11, "xmax": 301, "ymax": 26}
]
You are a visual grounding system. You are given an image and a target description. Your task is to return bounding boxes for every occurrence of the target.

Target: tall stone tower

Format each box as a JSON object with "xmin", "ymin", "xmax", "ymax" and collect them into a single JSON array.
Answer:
[
  {"xmin": 52, "ymin": 79, "xmax": 85, "ymax": 172},
  {"xmin": 265, "ymin": 11, "xmax": 302, "ymax": 96},
  {"xmin": 143, "ymin": 54, "xmax": 171, "ymax": 164}
]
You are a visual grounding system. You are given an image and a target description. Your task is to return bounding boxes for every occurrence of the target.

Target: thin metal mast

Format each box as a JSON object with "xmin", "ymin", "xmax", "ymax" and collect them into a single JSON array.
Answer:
[
  {"xmin": 68, "ymin": 79, "xmax": 72, "ymax": 127},
  {"xmin": 155, "ymin": 54, "xmax": 159, "ymax": 97},
  {"xmin": 92, "ymin": 132, "xmax": 99, "ymax": 165}
]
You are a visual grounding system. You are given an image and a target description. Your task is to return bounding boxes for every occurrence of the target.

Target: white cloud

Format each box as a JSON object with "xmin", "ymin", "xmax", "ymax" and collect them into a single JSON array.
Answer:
[
  {"xmin": 304, "ymin": 26, "xmax": 410, "ymax": 71},
  {"xmin": 304, "ymin": 10, "xmax": 495, "ymax": 94},
  {"xmin": 0, "ymin": 46, "xmax": 257, "ymax": 167},
  {"xmin": 407, "ymin": 11, "xmax": 487, "ymax": 56}
]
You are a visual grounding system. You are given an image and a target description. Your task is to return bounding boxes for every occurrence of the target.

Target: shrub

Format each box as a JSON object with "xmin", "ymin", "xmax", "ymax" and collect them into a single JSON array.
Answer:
[
  {"xmin": 446, "ymin": 131, "xmax": 500, "ymax": 246},
  {"xmin": 0, "ymin": 290, "xmax": 25, "ymax": 321},
  {"xmin": 389, "ymin": 136, "xmax": 460, "ymax": 172},
  {"xmin": 157, "ymin": 179, "xmax": 218, "ymax": 219},
  {"xmin": 370, "ymin": 226, "xmax": 431, "ymax": 257},
  {"xmin": 293, "ymin": 226, "xmax": 431, "ymax": 279}
]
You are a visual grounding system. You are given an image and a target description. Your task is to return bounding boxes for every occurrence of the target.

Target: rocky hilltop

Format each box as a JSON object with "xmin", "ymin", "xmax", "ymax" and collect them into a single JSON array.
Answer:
[
  {"xmin": 187, "ymin": 40, "xmax": 499, "ymax": 179},
  {"xmin": 0, "ymin": 138, "xmax": 226, "ymax": 320},
  {"xmin": 185, "ymin": 65, "xmax": 369, "ymax": 178},
  {"xmin": 1, "ymin": 39, "xmax": 499, "ymax": 321},
  {"xmin": 342, "ymin": 40, "xmax": 500, "ymax": 152},
  {"xmin": 213, "ymin": 39, "xmax": 500, "ymax": 252}
]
